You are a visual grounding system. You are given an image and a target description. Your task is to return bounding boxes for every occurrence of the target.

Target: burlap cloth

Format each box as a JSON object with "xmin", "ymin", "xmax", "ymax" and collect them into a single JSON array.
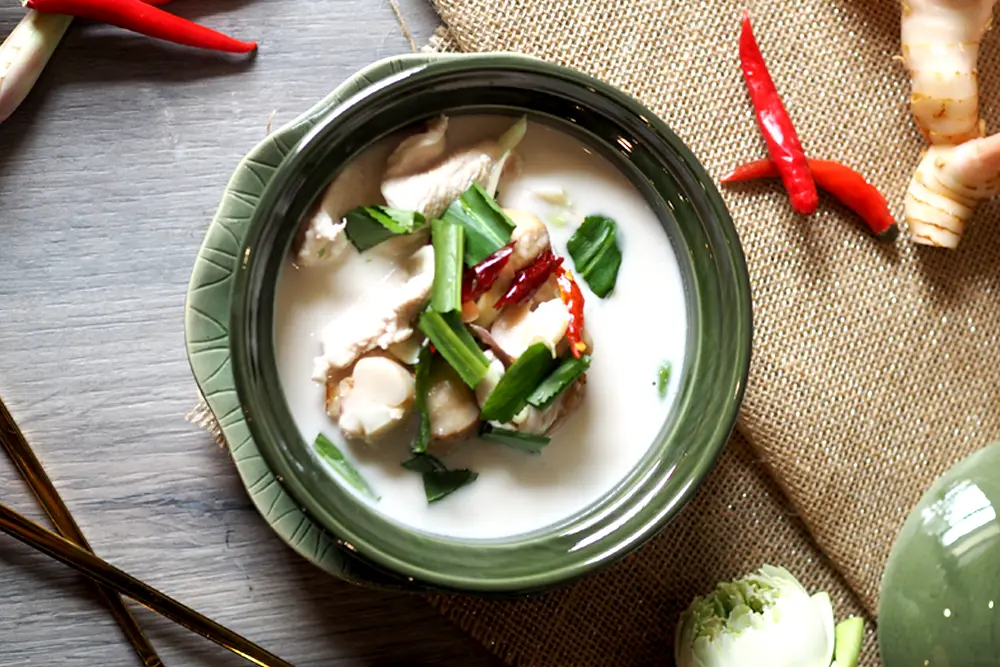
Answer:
[
  {"xmin": 410, "ymin": 1, "xmax": 1000, "ymax": 665},
  {"xmin": 186, "ymin": 1, "xmax": 1000, "ymax": 663}
]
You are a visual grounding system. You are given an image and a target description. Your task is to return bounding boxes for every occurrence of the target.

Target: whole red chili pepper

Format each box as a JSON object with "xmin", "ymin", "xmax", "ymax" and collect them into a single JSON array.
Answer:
[
  {"xmin": 739, "ymin": 12, "xmax": 817, "ymax": 216},
  {"xmin": 722, "ymin": 158, "xmax": 899, "ymax": 240},
  {"xmin": 462, "ymin": 243, "xmax": 514, "ymax": 303},
  {"xmin": 25, "ymin": 0, "xmax": 258, "ymax": 54},
  {"xmin": 555, "ymin": 268, "xmax": 586, "ymax": 358},
  {"xmin": 494, "ymin": 249, "xmax": 562, "ymax": 309}
]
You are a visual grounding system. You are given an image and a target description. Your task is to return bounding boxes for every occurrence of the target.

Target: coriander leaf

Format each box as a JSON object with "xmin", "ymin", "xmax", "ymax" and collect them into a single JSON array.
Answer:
[
  {"xmin": 344, "ymin": 206, "xmax": 426, "ymax": 252},
  {"xmin": 441, "ymin": 184, "xmax": 515, "ymax": 265},
  {"xmin": 567, "ymin": 215, "xmax": 623, "ymax": 298},
  {"xmin": 423, "ymin": 469, "xmax": 478, "ymax": 503}
]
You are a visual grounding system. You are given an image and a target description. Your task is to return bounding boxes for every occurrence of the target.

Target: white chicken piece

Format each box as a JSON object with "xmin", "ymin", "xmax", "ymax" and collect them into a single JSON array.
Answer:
[
  {"xmin": 295, "ymin": 160, "xmax": 370, "ymax": 267},
  {"xmin": 490, "ymin": 298, "xmax": 571, "ymax": 361},
  {"xmin": 474, "ymin": 352, "xmax": 506, "ymax": 409},
  {"xmin": 384, "ymin": 116, "xmax": 449, "ymax": 179},
  {"xmin": 327, "ymin": 356, "xmax": 416, "ymax": 444},
  {"xmin": 311, "ymin": 246, "xmax": 435, "ymax": 381},
  {"xmin": 427, "ymin": 362, "xmax": 481, "ymax": 441},
  {"xmin": 381, "ymin": 117, "xmax": 527, "ymax": 219},
  {"xmin": 296, "ymin": 209, "xmax": 350, "ymax": 267},
  {"xmin": 474, "ymin": 209, "xmax": 552, "ymax": 327}
]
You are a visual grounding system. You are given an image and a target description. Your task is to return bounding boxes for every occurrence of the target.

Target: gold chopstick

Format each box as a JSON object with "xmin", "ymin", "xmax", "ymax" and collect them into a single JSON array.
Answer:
[
  {"xmin": 0, "ymin": 398, "xmax": 162, "ymax": 666},
  {"xmin": 0, "ymin": 500, "xmax": 296, "ymax": 667}
]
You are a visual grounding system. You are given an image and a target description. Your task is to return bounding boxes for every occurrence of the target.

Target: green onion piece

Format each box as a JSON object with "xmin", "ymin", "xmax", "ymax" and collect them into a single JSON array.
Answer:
[
  {"xmin": 423, "ymin": 469, "xmax": 478, "ymax": 503},
  {"xmin": 401, "ymin": 452, "xmax": 447, "ymax": 474},
  {"xmin": 314, "ymin": 433, "xmax": 376, "ymax": 499},
  {"xmin": 411, "ymin": 345, "xmax": 433, "ymax": 454},
  {"xmin": 401, "ymin": 454, "xmax": 478, "ymax": 502},
  {"xmin": 527, "ymin": 355, "xmax": 591, "ymax": 410},
  {"xmin": 480, "ymin": 423, "xmax": 550, "ymax": 453},
  {"xmin": 834, "ymin": 617, "xmax": 864, "ymax": 667},
  {"xmin": 431, "ymin": 218, "xmax": 464, "ymax": 313},
  {"xmin": 440, "ymin": 183, "xmax": 515, "ymax": 265},
  {"xmin": 344, "ymin": 206, "xmax": 426, "ymax": 251},
  {"xmin": 658, "ymin": 362, "xmax": 672, "ymax": 399},
  {"xmin": 480, "ymin": 343, "xmax": 559, "ymax": 423},
  {"xmin": 418, "ymin": 309, "xmax": 489, "ymax": 388},
  {"xmin": 567, "ymin": 215, "xmax": 623, "ymax": 298}
]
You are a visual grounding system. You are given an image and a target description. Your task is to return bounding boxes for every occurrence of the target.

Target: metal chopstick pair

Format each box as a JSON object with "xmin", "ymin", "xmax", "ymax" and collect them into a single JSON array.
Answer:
[{"xmin": 0, "ymin": 396, "xmax": 295, "ymax": 667}]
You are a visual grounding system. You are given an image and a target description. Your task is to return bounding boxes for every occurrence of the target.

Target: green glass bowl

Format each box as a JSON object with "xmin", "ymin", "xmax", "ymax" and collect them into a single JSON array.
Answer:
[
  {"xmin": 194, "ymin": 53, "xmax": 751, "ymax": 594},
  {"xmin": 879, "ymin": 441, "xmax": 1000, "ymax": 665}
]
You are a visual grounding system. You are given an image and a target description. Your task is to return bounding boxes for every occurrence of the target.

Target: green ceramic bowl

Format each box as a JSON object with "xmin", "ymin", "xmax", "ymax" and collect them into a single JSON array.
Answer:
[
  {"xmin": 188, "ymin": 53, "xmax": 751, "ymax": 594},
  {"xmin": 879, "ymin": 441, "xmax": 1000, "ymax": 665}
]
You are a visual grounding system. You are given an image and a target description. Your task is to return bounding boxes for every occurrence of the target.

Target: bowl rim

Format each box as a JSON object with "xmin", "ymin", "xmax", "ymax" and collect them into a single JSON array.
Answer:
[{"xmin": 228, "ymin": 53, "xmax": 753, "ymax": 592}]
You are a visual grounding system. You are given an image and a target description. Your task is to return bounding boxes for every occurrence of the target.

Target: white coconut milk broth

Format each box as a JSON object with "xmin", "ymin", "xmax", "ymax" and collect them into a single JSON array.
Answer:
[{"xmin": 274, "ymin": 115, "xmax": 688, "ymax": 540}]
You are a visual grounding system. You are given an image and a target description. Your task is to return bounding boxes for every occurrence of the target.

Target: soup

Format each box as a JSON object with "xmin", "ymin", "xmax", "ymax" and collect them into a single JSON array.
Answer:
[{"xmin": 274, "ymin": 115, "xmax": 687, "ymax": 539}]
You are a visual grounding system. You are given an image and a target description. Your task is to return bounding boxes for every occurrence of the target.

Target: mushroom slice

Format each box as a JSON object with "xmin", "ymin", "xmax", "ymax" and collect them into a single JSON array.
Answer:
[
  {"xmin": 327, "ymin": 356, "xmax": 416, "ymax": 444},
  {"xmin": 490, "ymin": 298, "xmax": 571, "ymax": 361},
  {"xmin": 381, "ymin": 117, "xmax": 527, "ymax": 220},
  {"xmin": 512, "ymin": 374, "xmax": 587, "ymax": 436},
  {"xmin": 474, "ymin": 209, "xmax": 552, "ymax": 327},
  {"xmin": 427, "ymin": 360, "xmax": 481, "ymax": 441}
]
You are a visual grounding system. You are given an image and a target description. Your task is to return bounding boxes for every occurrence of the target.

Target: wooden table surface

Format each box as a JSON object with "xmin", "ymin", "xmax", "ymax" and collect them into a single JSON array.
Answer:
[{"xmin": 0, "ymin": 2, "xmax": 502, "ymax": 665}]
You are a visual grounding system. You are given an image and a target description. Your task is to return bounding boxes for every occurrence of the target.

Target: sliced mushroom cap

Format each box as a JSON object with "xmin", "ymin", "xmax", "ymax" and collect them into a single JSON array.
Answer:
[
  {"xmin": 427, "ymin": 360, "xmax": 480, "ymax": 441},
  {"xmin": 512, "ymin": 374, "xmax": 587, "ymax": 436},
  {"xmin": 327, "ymin": 356, "xmax": 416, "ymax": 444},
  {"xmin": 474, "ymin": 209, "xmax": 552, "ymax": 327},
  {"xmin": 490, "ymin": 298, "xmax": 571, "ymax": 361}
]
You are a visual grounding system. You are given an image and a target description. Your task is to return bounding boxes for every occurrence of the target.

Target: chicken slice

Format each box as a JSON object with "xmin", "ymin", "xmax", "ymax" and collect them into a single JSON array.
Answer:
[
  {"xmin": 295, "ymin": 160, "xmax": 371, "ymax": 267},
  {"xmin": 381, "ymin": 117, "xmax": 527, "ymax": 220},
  {"xmin": 297, "ymin": 209, "xmax": 350, "ymax": 267},
  {"xmin": 311, "ymin": 245, "xmax": 435, "ymax": 381},
  {"xmin": 474, "ymin": 209, "xmax": 552, "ymax": 327},
  {"xmin": 427, "ymin": 361, "xmax": 481, "ymax": 441},
  {"xmin": 384, "ymin": 116, "xmax": 449, "ymax": 179},
  {"xmin": 327, "ymin": 356, "xmax": 416, "ymax": 443},
  {"xmin": 490, "ymin": 298, "xmax": 571, "ymax": 361}
]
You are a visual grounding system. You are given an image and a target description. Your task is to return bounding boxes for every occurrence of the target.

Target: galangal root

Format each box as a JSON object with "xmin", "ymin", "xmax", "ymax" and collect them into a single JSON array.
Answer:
[
  {"xmin": 901, "ymin": 0, "xmax": 1000, "ymax": 247},
  {"xmin": 906, "ymin": 133, "xmax": 1000, "ymax": 247}
]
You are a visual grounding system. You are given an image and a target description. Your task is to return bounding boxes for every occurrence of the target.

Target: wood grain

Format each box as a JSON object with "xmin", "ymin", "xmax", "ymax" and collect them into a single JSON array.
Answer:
[{"xmin": 0, "ymin": 1, "xmax": 498, "ymax": 665}]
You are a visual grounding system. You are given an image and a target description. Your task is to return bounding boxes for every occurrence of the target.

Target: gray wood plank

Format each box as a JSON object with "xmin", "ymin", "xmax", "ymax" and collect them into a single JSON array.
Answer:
[{"xmin": 0, "ymin": 1, "xmax": 500, "ymax": 665}]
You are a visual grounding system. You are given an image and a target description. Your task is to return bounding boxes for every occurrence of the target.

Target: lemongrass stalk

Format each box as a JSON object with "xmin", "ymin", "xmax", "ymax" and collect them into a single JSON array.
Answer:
[{"xmin": 0, "ymin": 10, "xmax": 72, "ymax": 125}]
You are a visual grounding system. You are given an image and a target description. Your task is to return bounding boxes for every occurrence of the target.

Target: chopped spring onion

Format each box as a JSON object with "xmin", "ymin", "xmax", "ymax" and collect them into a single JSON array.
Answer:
[
  {"xmin": 418, "ymin": 309, "xmax": 488, "ymax": 388},
  {"xmin": 480, "ymin": 343, "xmax": 559, "ymax": 423},
  {"xmin": 834, "ymin": 617, "xmax": 864, "ymax": 667},
  {"xmin": 344, "ymin": 206, "xmax": 426, "ymax": 251},
  {"xmin": 480, "ymin": 423, "xmax": 550, "ymax": 453},
  {"xmin": 527, "ymin": 355, "xmax": 591, "ymax": 410},
  {"xmin": 401, "ymin": 453, "xmax": 478, "ymax": 503},
  {"xmin": 430, "ymin": 218, "xmax": 464, "ymax": 313},
  {"xmin": 658, "ymin": 362, "xmax": 672, "ymax": 399},
  {"xmin": 411, "ymin": 344, "xmax": 433, "ymax": 454},
  {"xmin": 567, "ymin": 215, "xmax": 623, "ymax": 298},
  {"xmin": 440, "ymin": 184, "xmax": 515, "ymax": 265},
  {"xmin": 314, "ymin": 433, "xmax": 376, "ymax": 499}
]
